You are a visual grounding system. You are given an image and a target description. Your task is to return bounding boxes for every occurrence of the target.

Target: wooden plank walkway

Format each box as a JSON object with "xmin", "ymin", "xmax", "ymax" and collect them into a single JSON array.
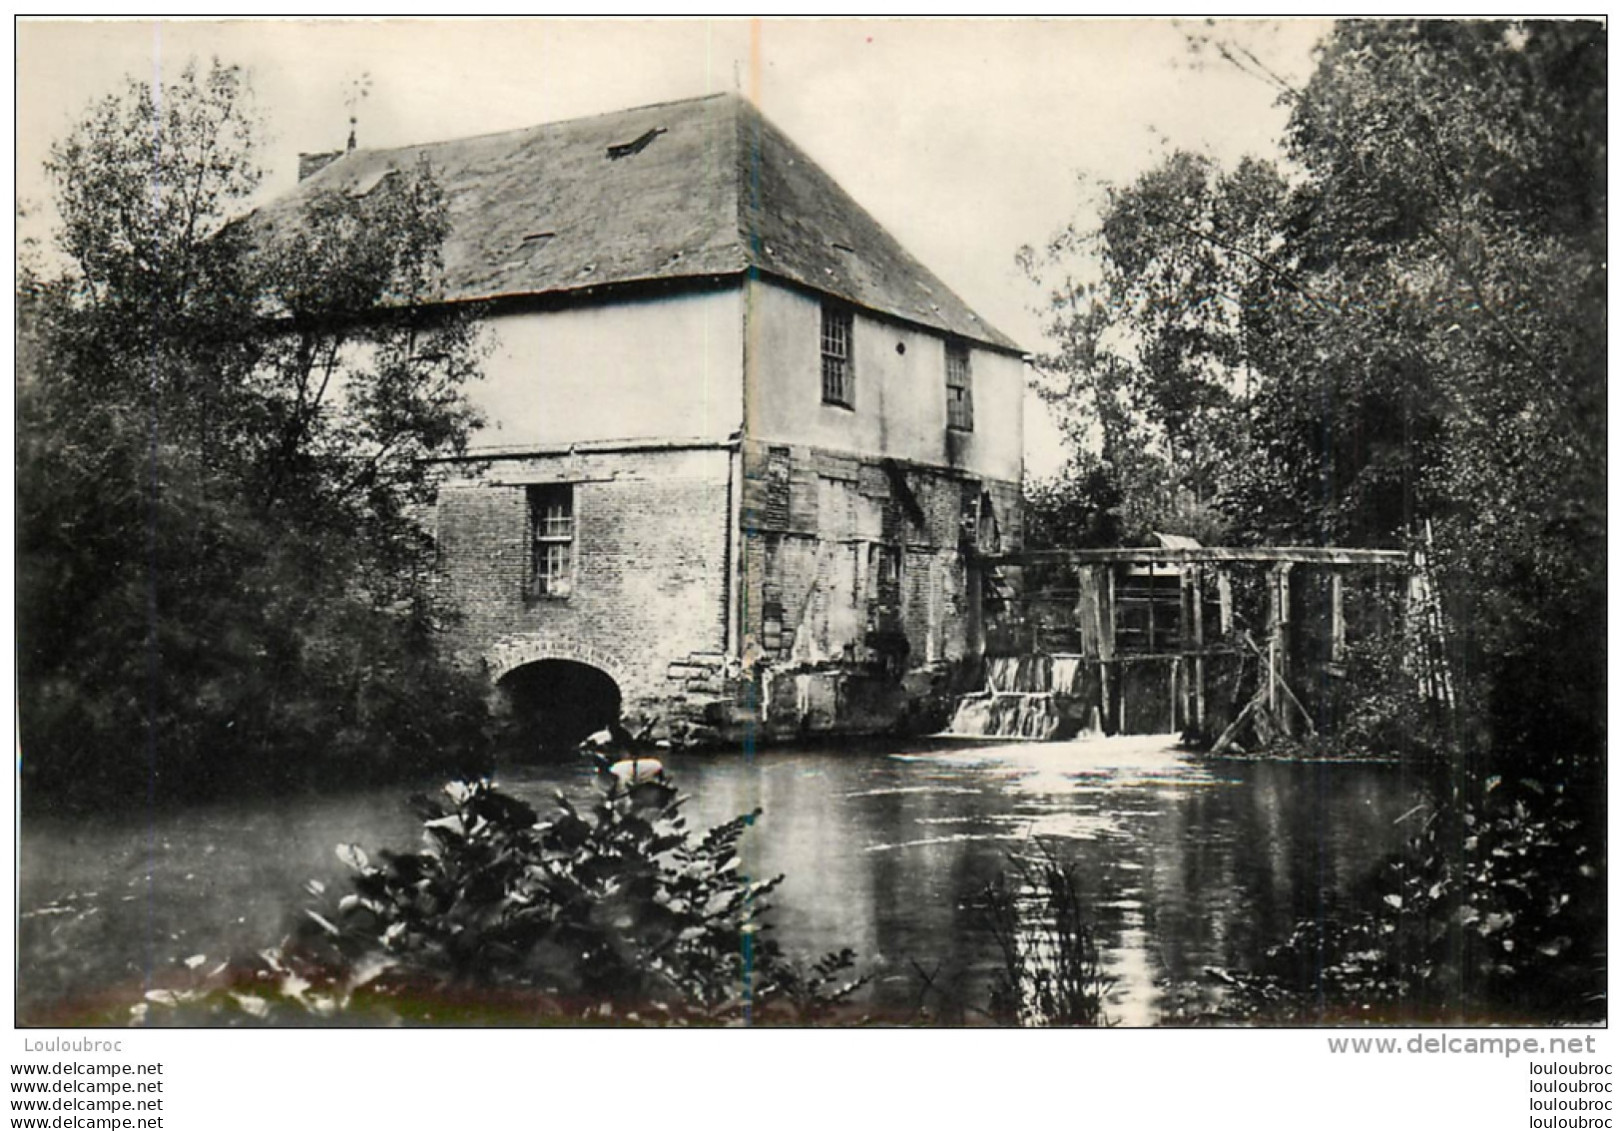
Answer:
[{"xmin": 982, "ymin": 546, "xmax": 1409, "ymax": 568}]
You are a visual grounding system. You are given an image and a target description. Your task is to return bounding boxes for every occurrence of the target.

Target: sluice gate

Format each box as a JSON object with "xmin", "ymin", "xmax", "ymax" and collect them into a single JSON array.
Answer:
[
  {"xmin": 945, "ymin": 655, "xmax": 1091, "ymax": 740},
  {"xmin": 948, "ymin": 543, "xmax": 1419, "ymax": 748}
]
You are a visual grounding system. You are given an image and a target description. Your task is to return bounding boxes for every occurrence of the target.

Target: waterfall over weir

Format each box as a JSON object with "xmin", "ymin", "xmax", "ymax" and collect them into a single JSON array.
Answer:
[{"xmin": 943, "ymin": 655, "xmax": 1102, "ymax": 740}]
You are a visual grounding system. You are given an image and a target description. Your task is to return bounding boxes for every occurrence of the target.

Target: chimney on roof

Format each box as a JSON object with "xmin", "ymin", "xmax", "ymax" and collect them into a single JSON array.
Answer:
[{"xmin": 347, "ymin": 114, "xmax": 357, "ymax": 153}]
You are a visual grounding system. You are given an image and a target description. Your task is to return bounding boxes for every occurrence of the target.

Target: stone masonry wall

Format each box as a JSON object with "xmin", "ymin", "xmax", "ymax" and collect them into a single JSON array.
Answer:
[
  {"xmin": 435, "ymin": 446, "xmax": 732, "ymax": 716},
  {"xmin": 738, "ymin": 439, "xmax": 1021, "ymax": 740}
]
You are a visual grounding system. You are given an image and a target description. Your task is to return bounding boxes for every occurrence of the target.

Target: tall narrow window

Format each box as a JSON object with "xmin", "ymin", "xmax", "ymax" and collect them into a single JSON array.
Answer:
[
  {"xmin": 821, "ymin": 303, "xmax": 854, "ymax": 408},
  {"xmin": 528, "ymin": 484, "xmax": 574, "ymax": 598},
  {"xmin": 946, "ymin": 341, "xmax": 973, "ymax": 431}
]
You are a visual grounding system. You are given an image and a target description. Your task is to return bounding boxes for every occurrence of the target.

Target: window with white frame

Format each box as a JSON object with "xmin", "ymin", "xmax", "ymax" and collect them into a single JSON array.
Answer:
[
  {"xmin": 527, "ymin": 483, "xmax": 574, "ymax": 598},
  {"xmin": 821, "ymin": 303, "xmax": 854, "ymax": 408}
]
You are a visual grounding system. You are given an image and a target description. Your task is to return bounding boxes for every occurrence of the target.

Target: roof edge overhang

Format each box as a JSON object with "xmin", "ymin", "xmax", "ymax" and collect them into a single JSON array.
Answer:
[
  {"xmin": 411, "ymin": 267, "xmax": 1026, "ymax": 358},
  {"xmin": 740, "ymin": 268, "xmax": 1027, "ymax": 359},
  {"xmin": 434, "ymin": 435, "xmax": 741, "ymax": 463},
  {"xmin": 443, "ymin": 272, "xmax": 744, "ymax": 317}
]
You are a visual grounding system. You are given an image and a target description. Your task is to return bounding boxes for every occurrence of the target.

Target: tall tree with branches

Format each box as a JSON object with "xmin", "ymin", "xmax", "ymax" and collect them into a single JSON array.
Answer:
[
  {"xmin": 18, "ymin": 60, "xmax": 492, "ymax": 810},
  {"xmin": 1021, "ymin": 151, "xmax": 1289, "ymax": 543},
  {"xmin": 1025, "ymin": 20, "xmax": 1604, "ymax": 770}
]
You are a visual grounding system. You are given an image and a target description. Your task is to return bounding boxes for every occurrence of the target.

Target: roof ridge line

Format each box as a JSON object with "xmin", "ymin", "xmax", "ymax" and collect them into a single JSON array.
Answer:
[
  {"xmin": 730, "ymin": 91, "xmax": 760, "ymax": 266},
  {"xmin": 264, "ymin": 91, "xmax": 1022, "ymax": 353},
  {"xmin": 343, "ymin": 90, "xmax": 740, "ymax": 163},
  {"xmin": 726, "ymin": 96, "xmax": 1021, "ymax": 352}
]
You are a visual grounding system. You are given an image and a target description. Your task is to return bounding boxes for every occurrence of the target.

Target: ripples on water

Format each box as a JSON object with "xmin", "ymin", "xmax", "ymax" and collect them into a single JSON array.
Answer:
[{"xmin": 19, "ymin": 735, "xmax": 1427, "ymax": 1026}]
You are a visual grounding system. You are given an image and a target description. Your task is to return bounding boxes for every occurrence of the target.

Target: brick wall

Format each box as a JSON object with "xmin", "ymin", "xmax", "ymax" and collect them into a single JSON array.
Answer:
[{"xmin": 436, "ymin": 446, "xmax": 733, "ymax": 707}]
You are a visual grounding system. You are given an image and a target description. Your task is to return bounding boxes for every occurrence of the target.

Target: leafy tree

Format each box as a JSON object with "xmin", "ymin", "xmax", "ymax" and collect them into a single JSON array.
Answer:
[
  {"xmin": 1026, "ymin": 20, "xmax": 1604, "ymax": 776},
  {"xmin": 1224, "ymin": 22, "xmax": 1601, "ymax": 774},
  {"xmin": 1274, "ymin": 21, "xmax": 1605, "ymax": 771},
  {"xmin": 18, "ymin": 60, "xmax": 492, "ymax": 811},
  {"xmin": 1021, "ymin": 152, "xmax": 1288, "ymax": 542},
  {"xmin": 249, "ymin": 161, "xmax": 486, "ymax": 577},
  {"xmin": 1021, "ymin": 457, "xmax": 1126, "ymax": 550}
]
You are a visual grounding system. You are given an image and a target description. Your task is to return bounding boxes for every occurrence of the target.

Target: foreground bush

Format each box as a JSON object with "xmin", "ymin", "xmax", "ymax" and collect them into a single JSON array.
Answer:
[
  {"xmin": 132, "ymin": 775, "xmax": 863, "ymax": 1026},
  {"xmin": 981, "ymin": 848, "xmax": 1112, "ymax": 1027},
  {"xmin": 906, "ymin": 844, "xmax": 1113, "ymax": 1027},
  {"xmin": 1190, "ymin": 773, "xmax": 1604, "ymax": 1025}
]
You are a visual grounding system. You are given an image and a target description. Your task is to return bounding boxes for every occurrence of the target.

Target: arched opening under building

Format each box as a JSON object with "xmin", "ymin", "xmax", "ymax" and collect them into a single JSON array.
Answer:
[{"xmin": 497, "ymin": 659, "xmax": 622, "ymax": 756}]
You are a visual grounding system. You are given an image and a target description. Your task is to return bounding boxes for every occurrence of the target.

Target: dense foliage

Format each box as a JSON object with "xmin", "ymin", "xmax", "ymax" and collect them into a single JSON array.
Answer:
[
  {"xmin": 1024, "ymin": 21, "xmax": 1605, "ymax": 780},
  {"xmin": 1191, "ymin": 773, "xmax": 1604, "ymax": 1025},
  {"xmin": 18, "ymin": 62, "xmax": 493, "ymax": 810},
  {"xmin": 132, "ymin": 776, "xmax": 864, "ymax": 1026},
  {"xmin": 1024, "ymin": 21, "xmax": 1604, "ymax": 1022}
]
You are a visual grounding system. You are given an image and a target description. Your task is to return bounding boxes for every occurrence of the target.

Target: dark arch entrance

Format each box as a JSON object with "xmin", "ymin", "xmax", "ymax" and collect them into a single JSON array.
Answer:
[{"xmin": 497, "ymin": 659, "xmax": 622, "ymax": 755}]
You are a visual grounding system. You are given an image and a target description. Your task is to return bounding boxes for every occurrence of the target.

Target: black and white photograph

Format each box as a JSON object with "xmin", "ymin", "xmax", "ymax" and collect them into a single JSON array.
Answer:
[{"xmin": 10, "ymin": 14, "xmax": 1608, "ymax": 1117}]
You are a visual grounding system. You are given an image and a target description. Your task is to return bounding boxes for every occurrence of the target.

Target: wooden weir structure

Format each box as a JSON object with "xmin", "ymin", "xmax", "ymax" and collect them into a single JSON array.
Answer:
[{"xmin": 958, "ymin": 545, "xmax": 1418, "ymax": 749}]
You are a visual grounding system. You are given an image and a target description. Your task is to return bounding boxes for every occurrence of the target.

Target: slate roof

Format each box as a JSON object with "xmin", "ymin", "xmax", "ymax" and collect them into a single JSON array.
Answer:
[{"xmin": 255, "ymin": 92, "xmax": 1020, "ymax": 353}]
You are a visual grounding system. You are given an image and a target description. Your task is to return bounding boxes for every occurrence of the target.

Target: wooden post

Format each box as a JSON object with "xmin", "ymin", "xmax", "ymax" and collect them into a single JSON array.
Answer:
[
  {"xmin": 1329, "ymin": 571, "xmax": 1346, "ymax": 665},
  {"xmin": 1101, "ymin": 567, "xmax": 1117, "ymax": 733},
  {"xmin": 1189, "ymin": 565, "xmax": 1206, "ymax": 734},
  {"xmin": 1405, "ymin": 563, "xmax": 1427, "ymax": 698},
  {"xmin": 1279, "ymin": 563, "xmax": 1294, "ymax": 735},
  {"xmin": 1178, "ymin": 567, "xmax": 1193, "ymax": 731},
  {"xmin": 966, "ymin": 558, "xmax": 984, "ymax": 663},
  {"xmin": 1075, "ymin": 565, "xmax": 1108, "ymax": 734},
  {"xmin": 1216, "ymin": 570, "xmax": 1233, "ymax": 636},
  {"xmin": 1075, "ymin": 565, "xmax": 1102, "ymax": 658},
  {"xmin": 1265, "ymin": 566, "xmax": 1279, "ymax": 715},
  {"xmin": 1100, "ymin": 566, "xmax": 1117, "ymax": 660},
  {"xmin": 1267, "ymin": 563, "xmax": 1294, "ymax": 733},
  {"xmin": 1169, "ymin": 656, "xmax": 1180, "ymax": 733},
  {"xmin": 1145, "ymin": 561, "xmax": 1157, "ymax": 655}
]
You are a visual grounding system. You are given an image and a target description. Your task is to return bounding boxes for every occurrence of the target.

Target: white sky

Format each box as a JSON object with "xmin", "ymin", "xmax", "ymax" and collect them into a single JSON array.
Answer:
[{"xmin": 16, "ymin": 17, "xmax": 1331, "ymax": 476}]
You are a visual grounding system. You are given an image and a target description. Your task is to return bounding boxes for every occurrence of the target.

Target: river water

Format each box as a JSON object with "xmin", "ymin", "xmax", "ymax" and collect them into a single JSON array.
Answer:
[{"xmin": 18, "ymin": 735, "xmax": 1428, "ymax": 1026}]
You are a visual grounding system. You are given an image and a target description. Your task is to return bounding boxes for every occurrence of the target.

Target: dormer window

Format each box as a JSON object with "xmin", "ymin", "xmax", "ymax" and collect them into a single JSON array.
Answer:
[
  {"xmin": 946, "ymin": 341, "xmax": 973, "ymax": 431},
  {"xmin": 821, "ymin": 303, "xmax": 854, "ymax": 408},
  {"xmin": 606, "ymin": 127, "xmax": 666, "ymax": 159}
]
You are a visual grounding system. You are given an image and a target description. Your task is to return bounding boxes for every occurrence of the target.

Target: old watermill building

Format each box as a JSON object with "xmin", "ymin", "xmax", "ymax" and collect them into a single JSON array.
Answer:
[{"xmin": 265, "ymin": 93, "xmax": 1029, "ymax": 747}]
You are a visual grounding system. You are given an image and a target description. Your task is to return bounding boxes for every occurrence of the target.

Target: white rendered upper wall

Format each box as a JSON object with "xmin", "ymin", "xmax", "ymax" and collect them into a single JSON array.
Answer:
[
  {"xmin": 465, "ymin": 287, "xmax": 746, "ymax": 451},
  {"xmin": 743, "ymin": 278, "xmax": 1024, "ymax": 483},
  {"xmin": 463, "ymin": 277, "xmax": 1023, "ymax": 484}
]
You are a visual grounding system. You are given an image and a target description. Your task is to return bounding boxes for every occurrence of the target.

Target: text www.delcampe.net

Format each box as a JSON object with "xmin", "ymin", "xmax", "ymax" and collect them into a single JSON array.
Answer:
[{"xmin": 1328, "ymin": 1035, "xmax": 1602, "ymax": 1058}]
